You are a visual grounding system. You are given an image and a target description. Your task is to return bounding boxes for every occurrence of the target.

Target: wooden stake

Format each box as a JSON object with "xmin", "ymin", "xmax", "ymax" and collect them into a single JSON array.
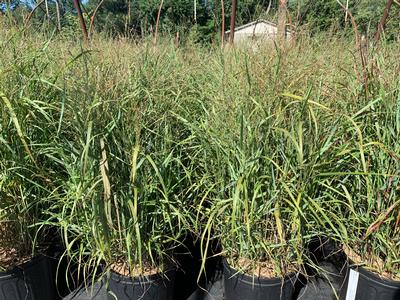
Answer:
[{"xmin": 72, "ymin": 0, "xmax": 89, "ymax": 43}]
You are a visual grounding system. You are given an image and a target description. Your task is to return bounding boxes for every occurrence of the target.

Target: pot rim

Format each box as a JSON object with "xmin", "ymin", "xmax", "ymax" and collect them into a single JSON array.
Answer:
[
  {"xmin": 222, "ymin": 258, "xmax": 298, "ymax": 287},
  {"xmin": 348, "ymin": 262, "xmax": 400, "ymax": 288},
  {"xmin": 0, "ymin": 255, "xmax": 44, "ymax": 279}
]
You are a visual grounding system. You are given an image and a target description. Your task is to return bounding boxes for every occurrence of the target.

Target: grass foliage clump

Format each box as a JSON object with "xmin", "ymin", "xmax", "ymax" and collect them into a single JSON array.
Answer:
[{"xmin": 0, "ymin": 22, "xmax": 399, "ymax": 282}]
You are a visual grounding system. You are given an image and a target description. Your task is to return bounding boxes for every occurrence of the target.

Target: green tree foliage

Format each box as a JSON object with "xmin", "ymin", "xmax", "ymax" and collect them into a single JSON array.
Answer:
[
  {"xmin": 290, "ymin": 0, "xmax": 342, "ymax": 32},
  {"xmin": 85, "ymin": 0, "xmax": 212, "ymax": 38},
  {"xmin": 353, "ymin": 0, "xmax": 399, "ymax": 39},
  {"xmin": 290, "ymin": 0, "xmax": 399, "ymax": 38},
  {"xmin": 1, "ymin": 0, "xmax": 399, "ymax": 41}
]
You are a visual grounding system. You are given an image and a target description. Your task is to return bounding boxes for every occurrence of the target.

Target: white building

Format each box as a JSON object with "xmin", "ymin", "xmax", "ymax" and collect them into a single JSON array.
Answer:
[{"xmin": 225, "ymin": 19, "xmax": 292, "ymax": 45}]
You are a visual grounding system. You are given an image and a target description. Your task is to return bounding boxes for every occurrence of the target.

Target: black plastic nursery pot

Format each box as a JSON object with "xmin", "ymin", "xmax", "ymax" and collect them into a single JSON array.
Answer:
[
  {"xmin": 107, "ymin": 268, "xmax": 176, "ymax": 300},
  {"xmin": 0, "ymin": 255, "xmax": 57, "ymax": 300},
  {"xmin": 172, "ymin": 232, "xmax": 223, "ymax": 300},
  {"xmin": 223, "ymin": 258, "xmax": 297, "ymax": 300},
  {"xmin": 340, "ymin": 264, "xmax": 400, "ymax": 300}
]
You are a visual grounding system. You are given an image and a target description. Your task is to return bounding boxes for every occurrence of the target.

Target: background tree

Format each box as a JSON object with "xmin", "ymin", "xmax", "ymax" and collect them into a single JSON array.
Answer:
[
  {"xmin": 1, "ymin": 0, "xmax": 399, "ymax": 42},
  {"xmin": 289, "ymin": 0, "xmax": 399, "ymax": 39},
  {"xmin": 228, "ymin": 0, "xmax": 237, "ymax": 45},
  {"xmin": 72, "ymin": 0, "xmax": 88, "ymax": 42},
  {"xmin": 374, "ymin": 0, "xmax": 395, "ymax": 42},
  {"xmin": 277, "ymin": 0, "xmax": 286, "ymax": 39}
]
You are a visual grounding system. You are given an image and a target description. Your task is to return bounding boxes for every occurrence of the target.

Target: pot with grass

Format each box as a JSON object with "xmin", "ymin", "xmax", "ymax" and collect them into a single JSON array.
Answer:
[
  {"xmin": 0, "ymin": 159, "xmax": 57, "ymax": 300},
  {"xmin": 213, "ymin": 159, "xmax": 303, "ymax": 300},
  {"xmin": 194, "ymin": 102, "xmax": 319, "ymax": 299},
  {"xmin": 338, "ymin": 166, "xmax": 400, "ymax": 300},
  {"xmin": 0, "ymin": 93, "xmax": 62, "ymax": 299},
  {"xmin": 340, "ymin": 190, "xmax": 400, "ymax": 299},
  {"xmin": 312, "ymin": 99, "xmax": 400, "ymax": 299},
  {"xmin": 50, "ymin": 88, "xmax": 191, "ymax": 299},
  {"xmin": 346, "ymin": 103, "xmax": 399, "ymax": 299}
]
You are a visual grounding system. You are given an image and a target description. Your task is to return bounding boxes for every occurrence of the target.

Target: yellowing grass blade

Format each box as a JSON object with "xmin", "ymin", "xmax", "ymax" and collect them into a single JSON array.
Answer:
[{"xmin": 0, "ymin": 92, "xmax": 37, "ymax": 166}]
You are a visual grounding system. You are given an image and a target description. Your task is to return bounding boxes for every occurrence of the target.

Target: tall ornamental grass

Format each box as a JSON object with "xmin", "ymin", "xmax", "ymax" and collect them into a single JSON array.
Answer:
[
  {"xmin": 0, "ymin": 33, "xmax": 65, "ymax": 270},
  {"xmin": 0, "ymin": 23, "xmax": 399, "ymax": 282}
]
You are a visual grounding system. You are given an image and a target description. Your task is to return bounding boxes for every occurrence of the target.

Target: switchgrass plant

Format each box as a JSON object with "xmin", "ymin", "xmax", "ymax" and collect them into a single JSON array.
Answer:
[
  {"xmin": 310, "ymin": 95, "xmax": 400, "ymax": 280},
  {"xmin": 42, "ymin": 45, "xmax": 203, "ymax": 279},
  {"xmin": 349, "ymin": 96, "xmax": 400, "ymax": 280},
  {"xmin": 305, "ymin": 51, "xmax": 400, "ymax": 280},
  {"xmin": 190, "ymin": 107, "xmax": 308, "ymax": 277},
  {"xmin": 185, "ymin": 75, "xmax": 348, "ymax": 278},
  {"xmin": 1, "ymin": 22, "xmax": 399, "ymax": 286},
  {"xmin": 0, "ymin": 50, "xmax": 64, "ymax": 271},
  {"xmin": 175, "ymin": 40, "xmax": 400, "ymax": 280},
  {"xmin": 50, "ymin": 102, "xmax": 192, "ymax": 277}
]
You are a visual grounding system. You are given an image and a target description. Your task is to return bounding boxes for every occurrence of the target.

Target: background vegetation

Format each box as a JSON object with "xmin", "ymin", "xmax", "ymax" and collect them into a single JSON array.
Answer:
[{"xmin": 1, "ymin": 0, "xmax": 399, "ymax": 42}]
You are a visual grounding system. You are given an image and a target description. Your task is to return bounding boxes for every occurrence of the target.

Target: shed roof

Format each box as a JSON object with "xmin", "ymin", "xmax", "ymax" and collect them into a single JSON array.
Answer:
[{"xmin": 225, "ymin": 19, "xmax": 278, "ymax": 34}]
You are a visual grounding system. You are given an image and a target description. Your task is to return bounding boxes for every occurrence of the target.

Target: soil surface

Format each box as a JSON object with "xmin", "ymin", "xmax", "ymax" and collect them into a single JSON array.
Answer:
[
  {"xmin": 228, "ymin": 257, "xmax": 297, "ymax": 278},
  {"xmin": 0, "ymin": 247, "xmax": 31, "ymax": 271},
  {"xmin": 110, "ymin": 260, "xmax": 163, "ymax": 277},
  {"xmin": 0, "ymin": 221, "xmax": 32, "ymax": 271}
]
